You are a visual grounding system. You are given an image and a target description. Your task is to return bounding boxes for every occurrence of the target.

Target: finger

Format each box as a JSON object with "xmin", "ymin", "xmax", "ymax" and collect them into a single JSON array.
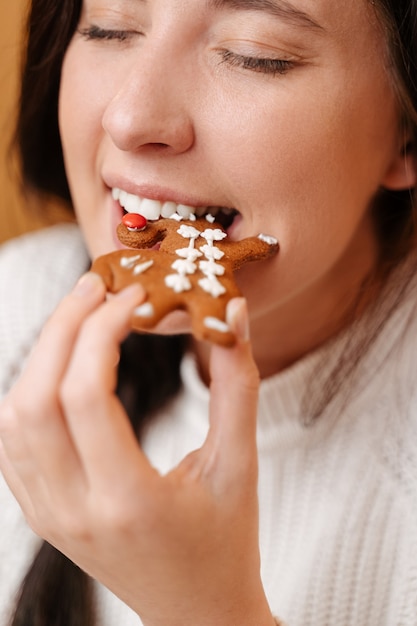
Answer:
[
  {"xmin": 1, "ymin": 385, "xmax": 87, "ymax": 513},
  {"xmin": 0, "ymin": 408, "xmax": 38, "ymax": 522},
  {"xmin": 202, "ymin": 298, "xmax": 260, "ymax": 489},
  {"xmin": 60, "ymin": 285, "xmax": 155, "ymax": 492},
  {"xmin": 16, "ymin": 272, "xmax": 107, "ymax": 388}
]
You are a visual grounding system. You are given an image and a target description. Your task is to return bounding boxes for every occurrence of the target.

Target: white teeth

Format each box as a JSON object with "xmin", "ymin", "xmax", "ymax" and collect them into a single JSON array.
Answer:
[
  {"xmin": 161, "ymin": 201, "xmax": 177, "ymax": 217},
  {"xmin": 124, "ymin": 194, "xmax": 142, "ymax": 213},
  {"xmin": 140, "ymin": 198, "xmax": 162, "ymax": 220},
  {"xmin": 112, "ymin": 187, "xmax": 234, "ymax": 223},
  {"xmin": 119, "ymin": 189, "xmax": 128, "ymax": 206},
  {"xmin": 177, "ymin": 204, "xmax": 194, "ymax": 218}
]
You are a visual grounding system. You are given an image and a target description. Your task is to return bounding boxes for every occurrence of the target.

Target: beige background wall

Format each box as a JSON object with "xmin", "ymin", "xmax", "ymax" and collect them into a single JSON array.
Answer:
[{"xmin": 0, "ymin": 2, "xmax": 69, "ymax": 244}]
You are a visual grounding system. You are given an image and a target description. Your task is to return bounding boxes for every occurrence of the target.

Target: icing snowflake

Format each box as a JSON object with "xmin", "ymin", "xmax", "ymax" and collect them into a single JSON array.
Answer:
[
  {"xmin": 199, "ymin": 244, "xmax": 224, "ymax": 260},
  {"xmin": 177, "ymin": 225, "xmax": 201, "ymax": 239},
  {"xmin": 165, "ymin": 273, "xmax": 192, "ymax": 293},
  {"xmin": 199, "ymin": 259, "xmax": 225, "ymax": 277},
  {"xmin": 200, "ymin": 228, "xmax": 227, "ymax": 243},
  {"xmin": 198, "ymin": 276, "xmax": 226, "ymax": 297},
  {"xmin": 172, "ymin": 258, "xmax": 197, "ymax": 275},
  {"xmin": 175, "ymin": 247, "xmax": 203, "ymax": 261}
]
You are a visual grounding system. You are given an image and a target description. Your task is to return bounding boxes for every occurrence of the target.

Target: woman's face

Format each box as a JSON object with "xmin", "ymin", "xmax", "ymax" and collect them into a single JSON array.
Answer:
[{"xmin": 59, "ymin": 0, "xmax": 412, "ymax": 367}]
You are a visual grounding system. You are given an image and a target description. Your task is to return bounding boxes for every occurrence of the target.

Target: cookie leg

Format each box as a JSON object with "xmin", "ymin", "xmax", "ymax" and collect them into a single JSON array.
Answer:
[
  {"xmin": 130, "ymin": 298, "xmax": 177, "ymax": 332},
  {"xmin": 188, "ymin": 299, "xmax": 236, "ymax": 347}
]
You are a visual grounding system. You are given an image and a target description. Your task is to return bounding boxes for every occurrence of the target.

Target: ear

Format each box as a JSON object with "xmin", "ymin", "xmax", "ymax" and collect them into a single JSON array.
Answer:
[{"xmin": 381, "ymin": 140, "xmax": 416, "ymax": 191}]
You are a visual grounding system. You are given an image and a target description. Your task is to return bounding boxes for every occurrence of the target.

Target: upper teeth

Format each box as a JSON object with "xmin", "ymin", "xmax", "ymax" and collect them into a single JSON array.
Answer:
[{"xmin": 112, "ymin": 187, "xmax": 220, "ymax": 221}]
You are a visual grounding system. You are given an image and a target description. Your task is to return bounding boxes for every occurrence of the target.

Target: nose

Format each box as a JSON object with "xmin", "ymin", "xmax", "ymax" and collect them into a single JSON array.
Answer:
[{"xmin": 102, "ymin": 45, "xmax": 195, "ymax": 155}]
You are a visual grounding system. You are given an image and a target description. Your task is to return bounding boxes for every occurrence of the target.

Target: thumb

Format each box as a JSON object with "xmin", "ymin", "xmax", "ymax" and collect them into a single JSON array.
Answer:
[{"xmin": 204, "ymin": 298, "xmax": 260, "ymax": 488}]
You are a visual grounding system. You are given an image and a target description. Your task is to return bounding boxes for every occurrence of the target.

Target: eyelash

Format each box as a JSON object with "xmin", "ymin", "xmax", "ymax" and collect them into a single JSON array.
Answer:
[
  {"xmin": 78, "ymin": 26, "xmax": 294, "ymax": 76},
  {"xmin": 220, "ymin": 50, "xmax": 294, "ymax": 76},
  {"xmin": 78, "ymin": 26, "xmax": 138, "ymax": 42}
]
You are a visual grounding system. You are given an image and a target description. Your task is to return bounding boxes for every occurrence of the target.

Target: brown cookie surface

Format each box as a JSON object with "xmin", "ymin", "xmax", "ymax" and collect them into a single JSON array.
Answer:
[{"xmin": 92, "ymin": 216, "xmax": 278, "ymax": 346}]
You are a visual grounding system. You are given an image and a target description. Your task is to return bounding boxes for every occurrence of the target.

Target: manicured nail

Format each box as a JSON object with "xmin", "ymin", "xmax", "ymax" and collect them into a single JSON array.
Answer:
[
  {"xmin": 226, "ymin": 298, "xmax": 250, "ymax": 343},
  {"xmin": 73, "ymin": 272, "xmax": 104, "ymax": 297}
]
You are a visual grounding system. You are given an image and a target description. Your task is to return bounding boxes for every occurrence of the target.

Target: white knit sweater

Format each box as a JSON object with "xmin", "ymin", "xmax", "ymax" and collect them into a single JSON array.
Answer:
[{"xmin": 0, "ymin": 224, "xmax": 416, "ymax": 625}]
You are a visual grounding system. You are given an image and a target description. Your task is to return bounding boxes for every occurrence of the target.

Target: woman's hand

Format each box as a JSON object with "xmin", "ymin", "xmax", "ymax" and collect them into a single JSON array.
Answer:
[{"xmin": 0, "ymin": 272, "xmax": 275, "ymax": 626}]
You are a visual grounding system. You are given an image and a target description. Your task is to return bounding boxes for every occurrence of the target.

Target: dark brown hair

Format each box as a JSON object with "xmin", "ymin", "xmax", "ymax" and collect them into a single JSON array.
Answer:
[{"xmin": 9, "ymin": 0, "xmax": 417, "ymax": 623}]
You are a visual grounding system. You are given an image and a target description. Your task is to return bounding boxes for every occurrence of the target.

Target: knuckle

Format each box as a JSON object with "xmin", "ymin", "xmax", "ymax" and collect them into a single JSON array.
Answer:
[
  {"xmin": 98, "ymin": 482, "xmax": 159, "ymax": 534},
  {"xmin": 43, "ymin": 509, "xmax": 92, "ymax": 544},
  {"xmin": 99, "ymin": 497, "xmax": 141, "ymax": 533},
  {"xmin": 60, "ymin": 370, "xmax": 102, "ymax": 412},
  {"xmin": 61, "ymin": 514, "xmax": 92, "ymax": 543},
  {"xmin": 0, "ymin": 400, "xmax": 18, "ymax": 436},
  {"xmin": 13, "ymin": 391, "xmax": 59, "ymax": 429}
]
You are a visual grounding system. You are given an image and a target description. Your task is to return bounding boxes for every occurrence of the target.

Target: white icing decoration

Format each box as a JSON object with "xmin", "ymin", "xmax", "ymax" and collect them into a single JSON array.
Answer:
[
  {"xmin": 133, "ymin": 260, "xmax": 154, "ymax": 275},
  {"xmin": 258, "ymin": 233, "xmax": 278, "ymax": 245},
  {"xmin": 199, "ymin": 259, "xmax": 225, "ymax": 276},
  {"xmin": 205, "ymin": 214, "xmax": 216, "ymax": 223},
  {"xmin": 204, "ymin": 317, "xmax": 230, "ymax": 333},
  {"xmin": 200, "ymin": 228, "xmax": 227, "ymax": 243},
  {"xmin": 165, "ymin": 225, "xmax": 203, "ymax": 293},
  {"xmin": 120, "ymin": 254, "xmax": 142, "ymax": 268},
  {"xmin": 166, "ymin": 223, "xmax": 228, "ymax": 298},
  {"xmin": 171, "ymin": 258, "xmax": 197, "ymax": 275},
  {"xmin": 169, "ymin": 213, "xmax": 183, "ymax": 221},
  {"xmin": 175, "ymin": 247, "xmax": 203, "ymax": 261},
  {"xmin": 134, "ymin": 302, "xmax": 155, "ymax": 318},
  {"xmin": 200, "ymin": 244, "xmax": 224, "ymax": 260},
  {"xmin": 189, "ymin": 214, "xmax": 196, "ymax": 221},
  {"xmin": 165, "ymin": 273, "xmax": 192, "ymax": 293},
  {"xmin": 198, "ymin": 276, "xmax": 226, "ymax": 297},
  {"xmin": 177, "ymin": 225, "xmax": 201, "ymax": 239}
]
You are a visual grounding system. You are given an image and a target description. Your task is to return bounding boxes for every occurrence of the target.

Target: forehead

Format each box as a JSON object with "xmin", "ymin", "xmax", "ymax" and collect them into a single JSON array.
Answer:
[
  {"xmin": 83, "ymin": 0, "xmax": 374, "ymax": 24},
  {"xmin": 80, "ymin": 0, "xmax": 387, "ymax": 53}
]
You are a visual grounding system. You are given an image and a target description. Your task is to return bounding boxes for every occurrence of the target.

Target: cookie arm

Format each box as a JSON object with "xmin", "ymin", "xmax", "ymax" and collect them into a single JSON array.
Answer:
[
  {"xmin": 222, "ymin": 234, "xmax": 279, "ymax": 271},
  {"xmin": 90, "ymin": 254, "xmax": 117, "ymax": 290}
]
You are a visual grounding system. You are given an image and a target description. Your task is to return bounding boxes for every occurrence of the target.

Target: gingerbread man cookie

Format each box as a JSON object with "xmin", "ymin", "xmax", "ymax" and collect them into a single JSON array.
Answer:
[{"xmin": 92, "ymin": 214, "xmax": 278, "ymax": 346}]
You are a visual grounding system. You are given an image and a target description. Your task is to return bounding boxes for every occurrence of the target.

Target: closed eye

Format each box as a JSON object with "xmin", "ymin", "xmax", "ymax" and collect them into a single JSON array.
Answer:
[
  {"xmin": 78, "ymin": 25, "xmax": 140, "ymax": 43},
  {"xmin": 220, "ymin": 49, "xmax": 295, "ymax": 76}
]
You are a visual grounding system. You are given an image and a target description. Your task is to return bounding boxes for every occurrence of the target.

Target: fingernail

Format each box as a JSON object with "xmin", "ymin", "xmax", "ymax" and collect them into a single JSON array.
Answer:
[
  {"xmin": 73, "ymin": 272, "xmax": 104, "ymax": 297},
  {"xmin": 226, "ymin": 298, "xmax": 250, "ymax": 343}
]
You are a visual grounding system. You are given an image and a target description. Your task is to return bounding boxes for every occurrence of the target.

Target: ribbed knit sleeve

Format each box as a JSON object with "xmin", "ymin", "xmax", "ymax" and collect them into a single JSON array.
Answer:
[{"xmin": 0, "ymin": 223, "xmax": 89, "ymax": 396}]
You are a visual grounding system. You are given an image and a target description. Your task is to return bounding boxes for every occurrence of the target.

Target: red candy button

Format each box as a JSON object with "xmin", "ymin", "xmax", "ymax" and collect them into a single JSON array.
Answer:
[{"xmin": 122, "ymin": 213, "xmax": 148, "ymax": 231}]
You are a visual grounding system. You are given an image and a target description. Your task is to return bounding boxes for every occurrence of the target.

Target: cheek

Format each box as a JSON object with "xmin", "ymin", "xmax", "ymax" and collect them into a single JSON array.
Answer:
[
  {"xmin": 59, "ymin": 42, "xmax": 116, "ymax": 256},
  {"xmin": 59, "ymin": 39, "xmax": 117, "ymax": 195},
  {"xmin": 210, "ymin": 74, "xmax": 396, "ymax": 232},
  {"xmin": 209, "ymin": 89, "xmax": 396, "ymax": 298}
]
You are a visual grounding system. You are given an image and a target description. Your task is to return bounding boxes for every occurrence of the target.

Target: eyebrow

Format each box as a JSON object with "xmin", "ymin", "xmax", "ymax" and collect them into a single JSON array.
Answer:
[{"xmin": 207, "ymin": 0, "xmax": 325, "ymax": 32}]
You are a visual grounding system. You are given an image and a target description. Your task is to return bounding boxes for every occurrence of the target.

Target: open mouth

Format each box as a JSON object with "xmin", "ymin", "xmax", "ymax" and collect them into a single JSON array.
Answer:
[{"xmin": 112, "ymin": 188, "xmax": 239, "ymax": 230}]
